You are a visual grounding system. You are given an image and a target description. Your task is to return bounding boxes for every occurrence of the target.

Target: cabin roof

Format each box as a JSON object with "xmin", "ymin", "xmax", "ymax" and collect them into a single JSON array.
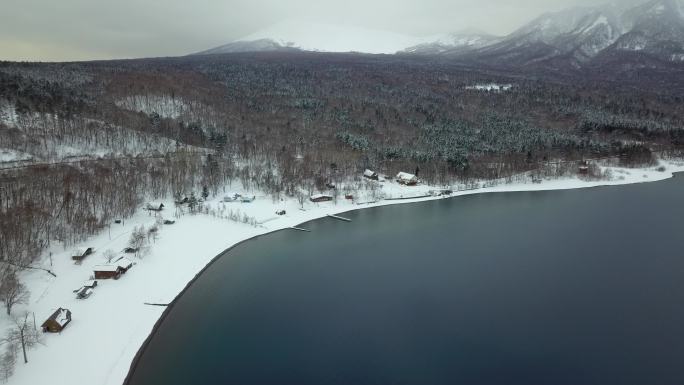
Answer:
[
  {"xmin": 311, "ymin": 194, "xmax": 332, "ymax": 199},
  {"xmin": 44, "ymin": 308, "xmax": 70, "ymax": 327},
  {"xmin": 396, "ymin": 172, "xmax": 417, "ymax": 180},
  {"xmin": 93, "ymin": 265, "xmax": 120, "ymax": 272},
  {"xmin": 114, "ymin": 257, "xmax": 133, "ymax": 269}
]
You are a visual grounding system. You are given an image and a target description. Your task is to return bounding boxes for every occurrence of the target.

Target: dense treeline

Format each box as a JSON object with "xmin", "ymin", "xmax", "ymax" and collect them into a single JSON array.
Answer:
[{"xmin": 1, "ymin": 51, "xmax": 683, "ymax": 282}]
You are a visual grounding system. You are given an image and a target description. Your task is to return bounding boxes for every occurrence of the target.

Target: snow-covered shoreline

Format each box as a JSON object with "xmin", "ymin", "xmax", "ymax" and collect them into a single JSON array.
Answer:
[{"xmin": 5, "ymin": 160, "xmax": 684, "ymax": 385}]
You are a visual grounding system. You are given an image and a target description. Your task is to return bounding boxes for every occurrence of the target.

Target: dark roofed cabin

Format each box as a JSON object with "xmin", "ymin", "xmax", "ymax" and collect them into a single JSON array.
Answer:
[{"xmin": 41, "ymin": 308, "xmax": 72, "ymax": 333}]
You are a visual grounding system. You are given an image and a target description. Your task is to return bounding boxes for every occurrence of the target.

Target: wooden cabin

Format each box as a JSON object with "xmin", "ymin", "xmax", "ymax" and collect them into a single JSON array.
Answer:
[
  {"xmin": 93, "ymin": 265, "xmax": 123, "ymax": 280},
  {"xmin": 396, "ymin": 172, "xmax": 419, "ymax": 186},
  {"xmin": 241, "ymin": 195, "xmax": 256, "ymax": 203},
  {"xmin": 146, "ymin": 203, "xmax": 165, "ymax": 212},
  {"xmin": 71, "ymin": 247, "xmax": 94, "ymax": 262},
  {"xmin": 310, "ymin": 194, "xmax": 333, "ymax": 203},
  {"xmin": 578, "ymin": 160, "xmax": 590, "ymax": 175},
  {"xmin": 363, "ymin": 169, "xmax": 379, "ymax": 180},
  {"xmin": 41, "ymin": 308, "xmax": 71, "ymax": 333},
  {"xmin": 345, "ymin": 194, "xmax": 354, "ymax": 200}
]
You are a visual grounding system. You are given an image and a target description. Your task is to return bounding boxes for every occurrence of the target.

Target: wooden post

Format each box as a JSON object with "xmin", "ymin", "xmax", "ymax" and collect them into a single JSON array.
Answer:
[{"xmin": 20, "ymin": 314, "xmax": 28, "ymax": 364}]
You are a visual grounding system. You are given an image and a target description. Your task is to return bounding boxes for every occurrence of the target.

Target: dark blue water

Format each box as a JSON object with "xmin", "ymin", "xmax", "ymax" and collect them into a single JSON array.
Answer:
[{"xmin": 127, "ymin": 175, "xmax": 684, "ymax": 385}]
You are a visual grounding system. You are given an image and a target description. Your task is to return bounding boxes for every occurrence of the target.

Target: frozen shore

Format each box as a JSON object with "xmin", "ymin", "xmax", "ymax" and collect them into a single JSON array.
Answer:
[{"xmin": 5, "ymin": 160, "xmax": 684, "ymax": 385}]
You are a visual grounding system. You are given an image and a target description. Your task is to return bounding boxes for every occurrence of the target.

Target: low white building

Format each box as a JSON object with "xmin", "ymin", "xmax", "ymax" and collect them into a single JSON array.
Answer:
[
  {"xmin": 396, "ymin": 172, "xmax": 418, "ymax": 185},
  {"xmin": 363, "ymin": 169, "xmax": 379, "ymax": 180}
]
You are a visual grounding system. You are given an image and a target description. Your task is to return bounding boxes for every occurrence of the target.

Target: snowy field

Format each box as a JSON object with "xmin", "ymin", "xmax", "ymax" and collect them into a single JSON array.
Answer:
[
  {"xmin": 4, "ymin": 160, "xmax": 684, "ymax": 385},
  {"xmin": 465, "ymin": 83, "xmax": 513, "ymax": 91}
]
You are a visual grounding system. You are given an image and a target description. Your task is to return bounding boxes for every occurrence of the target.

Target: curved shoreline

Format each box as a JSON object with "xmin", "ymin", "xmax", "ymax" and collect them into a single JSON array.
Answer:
[{"xmin": 122, "ymin": 167, "xmax": 684, "ymax": 384}]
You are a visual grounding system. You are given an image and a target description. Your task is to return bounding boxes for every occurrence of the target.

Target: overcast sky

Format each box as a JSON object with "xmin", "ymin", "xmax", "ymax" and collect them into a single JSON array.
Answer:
[{"xmin": 0, "ymin": 0, "xmax": 616, "ymax": 62}]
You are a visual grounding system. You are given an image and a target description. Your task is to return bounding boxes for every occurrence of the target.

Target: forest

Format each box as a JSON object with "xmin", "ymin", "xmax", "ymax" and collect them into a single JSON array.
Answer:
[{"xmin": 1, "ymin": 51, "xmax": 684, "ymax": 292}]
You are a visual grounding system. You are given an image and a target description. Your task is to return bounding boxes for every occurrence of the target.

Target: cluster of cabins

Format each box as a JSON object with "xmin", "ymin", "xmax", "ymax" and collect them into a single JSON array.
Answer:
[
  {"xmin": 223, "ymin": 192, "xmax": 256, "ymax": 203},
  {"xmin": 363, "ymin": 169, "xmax": 419, "ymax": 185},
  {"xmin": 309, "ymin": 169, "xmax": 420, "ymax": 203},
  {"xmin": 42, "ymin": 253, "xmax": 135, "ymax": 334}
]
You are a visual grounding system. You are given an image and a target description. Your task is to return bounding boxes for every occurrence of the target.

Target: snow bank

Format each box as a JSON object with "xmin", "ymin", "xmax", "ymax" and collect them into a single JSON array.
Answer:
[
  {"xmin": 0, "ymin": 149, "xmax": 32, "ymax": 163},
  {"xmin": 4, "ymin": 160, "xmax": 684, "ymax": 385}
]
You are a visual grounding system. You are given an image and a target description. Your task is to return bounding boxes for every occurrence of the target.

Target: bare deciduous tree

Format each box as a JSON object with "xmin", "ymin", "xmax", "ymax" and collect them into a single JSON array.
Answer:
[
  {"xmin": 103, "ymin": 249, "xmax": 117, "ymax": 263},
  {"xmin": 129, "ymin": 226, "xmax": 148, "ymax": 259},
  {"xmin": 0, "ymin": 274, "xmax": 29, "ymax": 316}
]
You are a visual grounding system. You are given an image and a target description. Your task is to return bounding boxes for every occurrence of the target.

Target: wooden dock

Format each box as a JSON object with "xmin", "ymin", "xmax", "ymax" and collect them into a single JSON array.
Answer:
[
  {"xmin": 290, "ymin": 227, "xmax": 311, "ymax": 232},
  {"xmin": 327, "ymin": 214, "xmax": 352, "ymax": 222}
]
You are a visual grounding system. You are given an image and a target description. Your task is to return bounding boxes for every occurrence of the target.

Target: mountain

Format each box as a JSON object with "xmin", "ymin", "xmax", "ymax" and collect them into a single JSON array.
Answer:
[
  {"xmin": 400, "ymin": 30, "xmax": 498, "ymax": 54},
  {"xmin": 195, "ymin": 0, "xmax": 684, "ymax": 70},
  {"xmin": 455, "ymin": 0, "xmax": 684, "ymax": 68},
  {"xmin": 195, "ymin": 21, "xmax": 426, "ymax": 55},
  {"xmin": 604, "ymin": 0, "xmax": 684, "ymax": 61},
  {"xmin": 195, "ymin": 21, "xmax": 499, "ymax": 56}
]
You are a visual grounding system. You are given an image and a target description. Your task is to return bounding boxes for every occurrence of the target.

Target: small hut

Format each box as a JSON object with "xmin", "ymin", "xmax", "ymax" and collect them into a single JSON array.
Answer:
[
  {"xmin": 310, "ymin": 194, "xmax": 333, "ymax": 203},
  {"xmin": 363, "ymin": 169, "xmax": 379, "ymax": 180},
  {"xmin": 146, "ymin": 203, "xmax": 165, "ymax": 212},
  {"xmin": 396, "ymin": 172, "xmax": 419, "ymax": 186},
  {"xmin": 578, "ymin": 161, "xmax": 590, "ymax": 175},
  {"xmin": 41, "ymin": 308, "xmax": 72, "ymax": 333},
  {"xmin": 71, "ymin": 247, "xmax": 94, "ymax": 262}
]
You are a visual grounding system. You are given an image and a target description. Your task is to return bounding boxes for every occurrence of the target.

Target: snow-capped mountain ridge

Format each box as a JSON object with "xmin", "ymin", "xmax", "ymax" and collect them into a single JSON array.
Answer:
[
  {"xmin": 196, "ymin": 21, "xmax": 495, "ymax": 55},
  {"xmin": 195, "ymin": 0, "xmax": 684, "ymax": 67}
]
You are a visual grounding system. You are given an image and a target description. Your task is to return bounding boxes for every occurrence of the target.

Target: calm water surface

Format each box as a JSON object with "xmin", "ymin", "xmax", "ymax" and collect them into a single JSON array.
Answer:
[{"xmin": 127, "ymin": 175, "xmax": 684, "ymax": 385}]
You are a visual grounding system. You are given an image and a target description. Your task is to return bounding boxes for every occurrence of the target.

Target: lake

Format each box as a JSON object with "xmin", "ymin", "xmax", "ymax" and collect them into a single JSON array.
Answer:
[{"xmin": 126, "ymin": 175, "xmax": 684, "ymax": 385}]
